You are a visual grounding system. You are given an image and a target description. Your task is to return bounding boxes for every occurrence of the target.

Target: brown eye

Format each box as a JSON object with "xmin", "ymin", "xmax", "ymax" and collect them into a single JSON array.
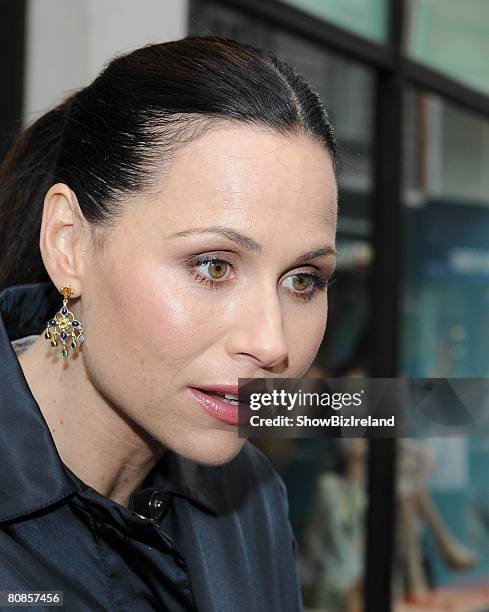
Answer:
[
  {"xmin": 208, "ymin": 260, "xmax": 228, "ymax": 279},
  {"xmin": 292, "ymin": 274, "xmax": 312, "ymax": 291}
]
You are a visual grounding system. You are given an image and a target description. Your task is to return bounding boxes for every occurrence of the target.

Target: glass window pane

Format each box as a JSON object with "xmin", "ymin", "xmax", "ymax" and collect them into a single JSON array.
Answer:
[
  {"xmin": 398, "ymin": 90, "xmax": 489, "ymax": 609},
  {"xmin": 407, "ymin": 0, "xmax": 489, "ymax": 96},
  {"xmin": 280, "ymin": 0, "xmax": 388, "ymax": 42}
]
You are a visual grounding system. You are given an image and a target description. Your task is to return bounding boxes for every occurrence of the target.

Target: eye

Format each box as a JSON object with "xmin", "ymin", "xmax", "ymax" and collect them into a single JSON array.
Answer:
[
  {"xmin": 205, "ymin": 259, "xmax": 228, "ymax": 279},
  {"xmin": 291, "ymin": 274, "xmax": 313, "ymax": 291},
  {"xmin": 188, "ymin": 256, "xmax": 234, "ymax": 289},
  {"xmin": 282, "ymin": 272, "xmax": 330, "ymax": 303}
]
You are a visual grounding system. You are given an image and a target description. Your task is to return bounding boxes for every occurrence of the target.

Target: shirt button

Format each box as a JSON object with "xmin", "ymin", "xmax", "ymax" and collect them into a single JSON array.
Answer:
[{"xmin": 148, "ymin": 490, "xmax": 169, "ymax": 521}]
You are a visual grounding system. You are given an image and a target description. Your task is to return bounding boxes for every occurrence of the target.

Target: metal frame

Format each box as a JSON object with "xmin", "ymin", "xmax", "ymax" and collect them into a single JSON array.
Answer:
[
  {"xmin": 405, "ymin": 60, "xmax": 489, "ymax": 119},
  {"xmin": 0, "ymin": 0, "xmax": 26, "ymax": 162},
  {"xmin": 366, "ymin": 1, "xmax": 404, "ymax": 609}
]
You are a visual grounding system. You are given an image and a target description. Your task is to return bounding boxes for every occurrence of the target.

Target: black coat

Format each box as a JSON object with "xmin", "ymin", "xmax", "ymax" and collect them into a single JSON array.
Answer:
[{"xmin": 0, "ymin": 282, "xmax": 303, "ymax": 612}]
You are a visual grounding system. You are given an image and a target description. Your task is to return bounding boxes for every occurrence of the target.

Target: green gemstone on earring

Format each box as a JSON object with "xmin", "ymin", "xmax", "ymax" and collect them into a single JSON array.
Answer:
[
  {"xmin": 61, "ymin": 348, "xmax": 69, "ymax": 358},
  {"xmin": 70, "ymin": 340, "xmax": 76, "ymax": 349},
  {"xmin": 77, "ymin": 334, "xmax": 84, "ymax": 343}
]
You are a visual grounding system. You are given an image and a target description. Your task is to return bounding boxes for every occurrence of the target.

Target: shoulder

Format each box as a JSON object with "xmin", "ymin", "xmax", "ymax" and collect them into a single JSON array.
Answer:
[{"xmin": 317, "ymin": 471, "xmax": 342, "ymax": 494}]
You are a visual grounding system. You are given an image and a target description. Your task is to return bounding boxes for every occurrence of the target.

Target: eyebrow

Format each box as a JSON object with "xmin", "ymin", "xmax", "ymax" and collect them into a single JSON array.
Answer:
[{"xmin": 167, "ymin": 225, "xmax": 336, "ymax": 264}]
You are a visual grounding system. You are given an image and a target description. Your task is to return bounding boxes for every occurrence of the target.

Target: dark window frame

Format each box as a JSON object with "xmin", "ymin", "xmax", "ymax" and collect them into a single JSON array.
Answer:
[{"xmin": 0, "ymin": 0, "xmax": 26, "ymax": 163}]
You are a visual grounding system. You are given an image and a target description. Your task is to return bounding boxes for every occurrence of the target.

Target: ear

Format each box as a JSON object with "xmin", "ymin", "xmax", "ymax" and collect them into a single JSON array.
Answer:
[{"xmin": 40, "ymin": 183, "xmax": 89, "ymax": 297}]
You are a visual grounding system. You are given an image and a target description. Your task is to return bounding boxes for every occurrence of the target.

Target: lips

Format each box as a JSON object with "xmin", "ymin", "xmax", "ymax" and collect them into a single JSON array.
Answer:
[
  {"xmin": 188, "ymin": 386, "xmax": 247, "ymax": 426},
  {"xmin": 190, "ymin": 384, "xmax": 240, "ymax": 396}
]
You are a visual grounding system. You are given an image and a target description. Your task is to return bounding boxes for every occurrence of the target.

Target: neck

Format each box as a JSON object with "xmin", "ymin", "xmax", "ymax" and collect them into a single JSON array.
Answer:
[
  {"xmin": 17, "ymin": 334, "xmax": 165, "ymax": 508},
  {"xmin": 345, "ymin": 456, "xmax": 365, "ymax": 484}
]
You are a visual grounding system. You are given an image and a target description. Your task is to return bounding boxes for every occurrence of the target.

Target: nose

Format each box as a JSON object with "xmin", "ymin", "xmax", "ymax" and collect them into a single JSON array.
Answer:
[{"xmin": 225, "ymin": 285, "xmax": 289, "ymax": 372}]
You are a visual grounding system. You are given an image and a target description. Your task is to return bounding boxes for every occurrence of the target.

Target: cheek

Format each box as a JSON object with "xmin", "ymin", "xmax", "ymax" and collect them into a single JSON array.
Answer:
[
  {"xmin": 108, "ymin": 275, "xmax": 208, "ymax": 359},
  {"xmin": 98, "ymin": 266, "xmax": 225, "ymax": 372},
  {"xmin": 287, "ymin": 300, "xmax": 328, "ymax": 372},
  {"xmin": 81, "ymin": 268, "xmax": 217, "ymax": 406}
]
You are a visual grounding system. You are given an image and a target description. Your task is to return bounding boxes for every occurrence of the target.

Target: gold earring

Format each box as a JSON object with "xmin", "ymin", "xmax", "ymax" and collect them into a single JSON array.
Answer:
[{"xmin": 44, "ymin": 282, "xmax": 85, "ymax": 358}]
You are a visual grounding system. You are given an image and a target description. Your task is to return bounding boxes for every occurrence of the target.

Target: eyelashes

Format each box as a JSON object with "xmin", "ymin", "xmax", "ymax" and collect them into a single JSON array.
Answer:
[{"xmin": 186, "ymin": 255, "xmax": 334, "ymax": 304}]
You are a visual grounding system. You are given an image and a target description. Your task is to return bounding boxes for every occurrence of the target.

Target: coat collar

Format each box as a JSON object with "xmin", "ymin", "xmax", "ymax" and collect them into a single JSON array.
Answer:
[{"xmin": 0, "ymin": 282, "xmax": 220, "ymax": 523}]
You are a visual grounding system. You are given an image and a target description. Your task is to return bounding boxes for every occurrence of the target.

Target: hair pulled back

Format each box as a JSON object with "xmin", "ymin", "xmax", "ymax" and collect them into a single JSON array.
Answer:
[{"xmin": 0, "ymin": 36, "xmax": 337, "ymax": 290}]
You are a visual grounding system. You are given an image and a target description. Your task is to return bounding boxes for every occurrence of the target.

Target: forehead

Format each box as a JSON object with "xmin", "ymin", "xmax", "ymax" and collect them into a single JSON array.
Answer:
[{"xmin": 141, "ymin": 123, "xmax": 337, "ymax": 241}]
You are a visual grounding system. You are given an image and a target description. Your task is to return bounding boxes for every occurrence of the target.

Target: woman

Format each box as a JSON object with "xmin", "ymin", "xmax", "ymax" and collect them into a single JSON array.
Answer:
[{"xmin": 0, "ymin": 36, "xmax": 338, "ymax": 611}]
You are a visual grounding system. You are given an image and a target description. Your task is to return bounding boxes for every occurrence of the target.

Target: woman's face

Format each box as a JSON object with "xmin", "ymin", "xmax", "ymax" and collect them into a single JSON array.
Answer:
[{"xmin": 81, "ymin": 124, "xmax": 337, "ymax": 465}]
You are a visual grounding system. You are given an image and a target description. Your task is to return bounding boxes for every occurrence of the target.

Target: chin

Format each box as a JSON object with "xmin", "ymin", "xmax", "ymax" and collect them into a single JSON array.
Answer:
[{"xmin": 168, "ymin": 431, "xmax": 248, "ymax": 466}]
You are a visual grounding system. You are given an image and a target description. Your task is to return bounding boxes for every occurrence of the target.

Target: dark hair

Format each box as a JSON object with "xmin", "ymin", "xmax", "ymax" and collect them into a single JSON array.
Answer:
[{"xmin": 0, "ymin": 35, "xmax": 337, "ymax": 290}]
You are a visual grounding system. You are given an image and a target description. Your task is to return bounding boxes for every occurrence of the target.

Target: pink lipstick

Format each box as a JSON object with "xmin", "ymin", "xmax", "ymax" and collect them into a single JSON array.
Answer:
[{"xmin": 188, "ymin": 385, "xmax": 244, "ymax": 426}]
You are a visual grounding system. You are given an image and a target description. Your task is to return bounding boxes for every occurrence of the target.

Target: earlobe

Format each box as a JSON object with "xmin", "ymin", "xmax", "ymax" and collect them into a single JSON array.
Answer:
[{"xmin": 40, "ymin": 183, "xmax": 86, "ymax": 288}]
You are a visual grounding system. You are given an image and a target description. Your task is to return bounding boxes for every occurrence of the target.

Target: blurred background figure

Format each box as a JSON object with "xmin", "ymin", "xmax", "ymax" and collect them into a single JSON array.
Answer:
[
  {"xmin": 1, "ymin": 1, "xmax": 488, "ymax": 610},
  {"xmin": 299, "ymin": 438, "xmax": 367, "ymax": 612}
]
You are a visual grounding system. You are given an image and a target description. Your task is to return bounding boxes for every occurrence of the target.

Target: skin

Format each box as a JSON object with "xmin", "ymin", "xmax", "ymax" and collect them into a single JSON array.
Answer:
[{"xmin": 17, "ymin": 123, "xmax": 338, "ymax": 508}]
